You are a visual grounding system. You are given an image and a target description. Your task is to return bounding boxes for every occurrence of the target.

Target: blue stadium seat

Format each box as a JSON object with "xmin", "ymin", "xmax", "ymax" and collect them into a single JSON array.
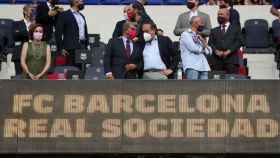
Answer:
[
  {"xmin": 148, "ymin": 0, "xmax": 164, "ymax": 5},
  {"xmin": 84, "ymin": 0, "xmax": 99, "ymax": 5},
  {"xmin": 120, "ymin": 0, "xmax": 134, "ymax": 4},
  {"xmin": 0, "ymin": 0, "xmax": 10, "ymax": 4},
  {"xmin": 99, "ymin": 0, "xmax": 121, "ymax": 5},
  {"xmin": 164, "ymin": 0, "xmax": 185, "ymax": 5}
]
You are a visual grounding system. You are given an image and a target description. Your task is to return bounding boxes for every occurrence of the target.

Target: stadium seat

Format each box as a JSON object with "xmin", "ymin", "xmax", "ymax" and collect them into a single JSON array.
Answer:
[
  {"xmin": 147, "ymin": 0, "xmax": 164, "ymax": 5},
  {"xmin": 99, "ymin": 0, "xmax": 121, "ymax": 5},
  {"xmin": 164, "ymin": 0, "xmax": 185, "ymax": 5},
  {"xmin": 243, "ymin": 19, "xmax": 274, "ymax": 53},
  {"xmin": 120, "ymin": 0, "xmax": 134, "ymax": 4}
]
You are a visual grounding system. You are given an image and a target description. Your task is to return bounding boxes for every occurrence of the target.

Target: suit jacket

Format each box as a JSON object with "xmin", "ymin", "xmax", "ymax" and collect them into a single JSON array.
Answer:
[
  {"xmin": 36, "ymin": 2, "xmax": 58, "ymax": 41},
  {"xmin": 56, "ymin": 9, "xmax": 89, "ymax": 52},
  {"xmin": 208, "ymin": 23, "xmax": 242, "ymax": 65},
  {"xmin": 140, "ymin": 35, "xmax": 177, "ymax": 78},
  {"xmin": 173, "ymin": 11, "xmax": 212, "ymax": 37},
  {"xmin": 230, "ymin": 8, "xmax": 241, "ymax": 27},
  {"xmin": 112, "ymin": 20, "xmax": 126, "ymax": 39},
  {"xmin": 13, "ymin": 20, "xmax": 29, "ymax": 43},
  {"xmin": 104, "ymin": 37, "xmax": 142, "ymax": 79}
]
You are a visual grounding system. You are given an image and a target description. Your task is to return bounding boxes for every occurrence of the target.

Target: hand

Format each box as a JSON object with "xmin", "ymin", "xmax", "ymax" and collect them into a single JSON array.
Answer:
[
  {"xmin": 106, "ymin": 74, "xmax": 114, "ymax": 80},
  {"xmin": 160, "ymin": 69, "xmax": 173, "ymax": 76},
  {"xmin": 125, "ymin": 64, "xmax": 137, "ymax": 71},
  {"xmin": 28, "ymin": 72, "xmax": 36, "ymax": 80},
  {"xmin": 198, "ymin": 35, "xmax": 207, "ymax": 48},
  {"xmin": 216, "ymin": 50, "xmax": 223, "ymax": 57},
  {"xmin": 34, "ymin": 74, "xmax": 43, "ymax": 80},
  {"xmin": 48, "ymin": 10, "xmax": 57, "ymax": 17},
  {"xmin": 132, "ymin": 37, "xmax": 139, "ymax": 42},
  {"xmin": 223, "ymin": 50, "xmax": 231, "ymax": 58},
  {"xmin": 62, "ymin": 49, "xmax": 69, "ymax": 56}
]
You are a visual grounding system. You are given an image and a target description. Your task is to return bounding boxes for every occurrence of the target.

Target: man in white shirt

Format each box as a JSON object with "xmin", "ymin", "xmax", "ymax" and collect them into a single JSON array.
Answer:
[
  {"xmin": 141, "ymin": 21, "xmax": 176, "ymax": 80},
  {"xmin": 56, "ymin": 0, "xmax": 88, "ymax": 68},
  {"xmin": 180, "ymin": 16, "xmax": 211, "ymax": 80}
]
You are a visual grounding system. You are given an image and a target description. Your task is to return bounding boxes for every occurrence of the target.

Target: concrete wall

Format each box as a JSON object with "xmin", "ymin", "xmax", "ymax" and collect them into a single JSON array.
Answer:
[{"xmin": 0, "ymin": 5, "xmax": 276, "ymax": 42}]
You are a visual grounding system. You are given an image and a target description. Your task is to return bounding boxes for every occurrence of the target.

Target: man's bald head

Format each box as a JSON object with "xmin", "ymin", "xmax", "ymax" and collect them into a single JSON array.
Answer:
[{"xmin": 190, "ymin": 16, "xmax": 205, "ymax": 32}]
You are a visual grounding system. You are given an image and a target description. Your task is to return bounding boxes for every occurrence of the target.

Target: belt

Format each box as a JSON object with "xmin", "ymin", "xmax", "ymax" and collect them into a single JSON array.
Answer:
[{"xmin": 144, "ymin": 69, "xmax": 162, "ymax": 72}]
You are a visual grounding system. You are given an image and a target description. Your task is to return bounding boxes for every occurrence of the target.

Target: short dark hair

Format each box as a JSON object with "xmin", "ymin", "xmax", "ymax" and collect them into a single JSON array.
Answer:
[
  {"xmin": 69, "ymin": 0, "xmax": 75, "ymax": 7},
  {"xmin": 29, "ymin": 23, "xmax": 44, "ymax": 40},
  {"xmin": 142, "ymin": 20, "xmax": 157, "ymax": 31}
]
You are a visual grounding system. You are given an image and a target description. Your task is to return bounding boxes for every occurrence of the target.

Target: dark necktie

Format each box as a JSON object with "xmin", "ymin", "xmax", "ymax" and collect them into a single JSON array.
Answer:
[
  {"xmin": 125, "ymin": 39, "xmax": 131, "ymax": 59},
  {"xmin": 222, "ymin": 24, "xmax": 226, "ymax": 34}
]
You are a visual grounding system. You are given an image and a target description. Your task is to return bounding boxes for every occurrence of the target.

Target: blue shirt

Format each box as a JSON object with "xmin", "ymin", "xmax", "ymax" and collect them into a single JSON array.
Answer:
[
  {"xmin": 180, "ymin": 30, "xmax": 211, "ymax": 72},
  {"xmin": 272, "ymin": 0, "xmax": 280, "ymax": 9}
]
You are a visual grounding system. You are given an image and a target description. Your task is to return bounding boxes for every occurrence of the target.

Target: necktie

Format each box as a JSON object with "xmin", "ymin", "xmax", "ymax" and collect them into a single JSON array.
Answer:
[
  {"xmin": 125, "ymin": 39, "xmax": 131, "ymax": 59},
  {"xmin": 222, "ymin": 24, "xmax": 226, "ymax": 34}
]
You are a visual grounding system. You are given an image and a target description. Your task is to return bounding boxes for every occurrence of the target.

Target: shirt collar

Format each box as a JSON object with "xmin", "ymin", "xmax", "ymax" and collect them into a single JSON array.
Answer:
[
  {"xmin": 47, "ymin": 2, "xmax": 53, "ymax": 9},
  {"xmin": 190, "ymin": 10, "xmax": 198, "ymax": 15},
  {"xmin": 71, "ymin": 8, "xmax": 79, "ymax": 13},
  {"xmin": 222, "ymin": 22, "xmax": 230, "ymax": 28}
]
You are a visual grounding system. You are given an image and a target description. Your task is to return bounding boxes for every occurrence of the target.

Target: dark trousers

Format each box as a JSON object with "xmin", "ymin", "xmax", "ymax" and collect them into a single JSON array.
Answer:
[
  {"xmin": 212, "ymin": 63, "xmax": 239, "ymax": 74},
  {"xmin": 65, "ymin": 41, "xmax": 87, "ymax": 70}
]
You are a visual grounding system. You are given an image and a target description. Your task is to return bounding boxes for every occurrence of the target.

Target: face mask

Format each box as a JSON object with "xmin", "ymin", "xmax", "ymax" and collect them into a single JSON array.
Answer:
[
  {"xmin": 187, "ymin": 2, "xmax": 195, "ymax": 10},
  {"xmin": 33, "ymin": 32, "xmax": 43, "ymax": 41},
  {"xmin": 197, "ymin": 25, "xmax": 204, "ymax": 32},
  {"xmin": 143, "ymin": 32, "xmax": 152, "ymax": 42},
  {"xmin": 129, "ymin": 29, "xmax": 137, "ymax": 40},
  {"xmin": 217, "ymin": 16, "xmax": 226, "ymax": 25},
  {"xmin": 124, "ymin": 13, "xmax": 128, "ymax": 20},
  {"xmin": 127, "ymin": 11, "xmax": 136, "ymax": 21},
  {"xmin": 78, "ymin": 4, "xmax": 85, "ymax": 11}
]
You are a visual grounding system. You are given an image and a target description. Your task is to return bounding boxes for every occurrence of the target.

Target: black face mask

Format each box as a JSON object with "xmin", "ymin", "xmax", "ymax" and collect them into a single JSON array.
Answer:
[
  {"xmin": 187, "ymin": 2, "xmax": 195, "ymax": 9},
  {"xmin": 197, "ymin": 25, "xmax": 204, "ymax": 32},
  {"xmin": 217, "ymin": 16, "xmax": 226, "ymax": 25},
  {"xmin": 78, "ymin": 4, "xmax": 85, "ymax": 11}
]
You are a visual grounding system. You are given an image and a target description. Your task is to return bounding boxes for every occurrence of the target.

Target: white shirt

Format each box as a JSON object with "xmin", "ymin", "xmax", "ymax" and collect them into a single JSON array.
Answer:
[
  {"xmin": 180, "ymin": 29, "xmax": 211, "ymax": 72},
  {"xmin": 23, "ymin": 18, "xmax": 31, "ymax": 31},
  {"xmin": 221, "ymin": 22, "xmax": 230, "ymax": 33},
  {"xmin": 47, "ymin": 2, "xmax": 53, "ymax": 10},
  {"xmin": 189, "ymin": 10, "xmax": 198, "ymax": 19},
  {"xmin": 71, "ymin": 8, "xmax": 86, "ymax": 40},
  {"xmin": 143, "ymin": 36, "xmax": 167, "ymax": 70},
  {"xmin": 122, "ymin": 36, "xmax": 133, "ymax": 55}
]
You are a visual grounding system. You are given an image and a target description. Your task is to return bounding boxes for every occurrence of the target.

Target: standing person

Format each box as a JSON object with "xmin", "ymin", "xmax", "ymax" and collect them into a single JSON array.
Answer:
[
  {"xmin": 104, "ymin": 22, "xmax": 142, "ymax": 79},
  {"xmin": 56, "ymin": 0, "xmax": 88, "ymax": 68},
  {"xmin": 173, "ymin": 0, "xmax": 211, "ymax": 37},
  {"xmin": 180, "ymin": 16, "xmax": 211, "ymax": 80},
  {"xmin": 208, "ymin": 8, "xmax": 242, "ymax": 74},
  {"xmin": 112, "ymin": 5, "xmax": 135, "ymax": 38},
  {"xmin": 14, "ymin": 4, "xmax": 34, "ymax": 43},
  {"xmin": 218, "ymin": 0, "xmax": 241, "ymax": 27},
  {"xmin": 20, "ymin": 24, "xmax": 51, "ymax": 80},
  {"xmin": 36, "ymin": 0, "xmax": 63, "ymax": 42},
  {"xmin": 141, "ymin": 21, "xmax": 176, "ymax": 80},
  {"xmin": 14, "ymin": 4, "xmax": 35, "ymax": 75},
  {"xmin": 271, "ymin": 0, "xmax": 280, "ymax": 18},
  {"xmin": 132, "ymin": 0, "xmax": 152, "ymax": 21}
]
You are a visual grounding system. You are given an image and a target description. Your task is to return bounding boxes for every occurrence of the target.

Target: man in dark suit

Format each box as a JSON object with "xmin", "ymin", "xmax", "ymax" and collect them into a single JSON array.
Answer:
[
  {"xmin": 13, "ymin": 4, "xmax": 34, "ymax": 74},
  {"xmin": 56, "ymin": 0, "xmax": 88, "ymax": 68},
  {"xmin": 104, "ymin": 22, "xmax": 142, "ymax": 79},
  {"xmin": 112, "ymin": 5, "xmax": 134, "ymax": 38},
  {"xmin": 140, "ymin": 21, "xmax": 176, "ymax": 80},
  {"xmin": 36, "ymin": 0, "xmax": 63, "ymax": 42},
  {"xmin": 218, "ymin": 0, "xmax": 240, "ymax": 27},
  {"xmin": 208, "ymin": 8, "xmax": 242, "ymax": 74}
]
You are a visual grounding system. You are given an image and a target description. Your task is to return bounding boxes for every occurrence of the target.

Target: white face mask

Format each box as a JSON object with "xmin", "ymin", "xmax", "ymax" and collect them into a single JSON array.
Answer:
[
  {"xmin": 124, "ymin": 13, "xmax": 128, "ymax": 20},
  {"xmin": 143, "ymin": 32, "xmax": 152, "ymax": 42}
]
